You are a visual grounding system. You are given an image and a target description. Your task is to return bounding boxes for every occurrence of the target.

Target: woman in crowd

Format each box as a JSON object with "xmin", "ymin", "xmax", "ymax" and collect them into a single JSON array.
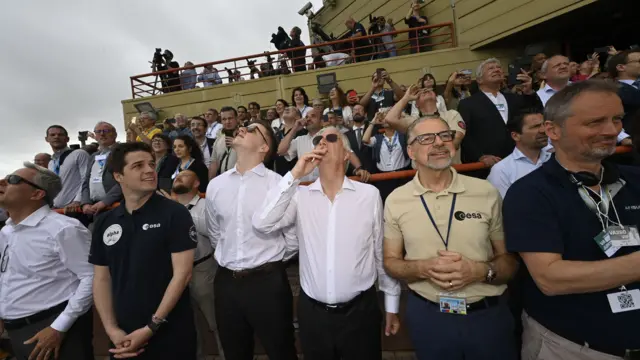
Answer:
[
  {"xmin": 346, "ymin": 89, "xmax": 360, "ymax": 106},
  {"xmin": 405, "ymin": 0, "xmax": 430, "ymax": 53},
  {"xmin": 172, "ymin": 134, "xmax": 209, "ymax": 192},
  {"xmin": 291, "ymin": 87, "xmax": 311, "ymax": 118},
  {"xmin": 322, "ymin": 86, "xmax": 353, "ymax": 125},
  {"xmin": 443, "ymin": 71, "xmax": 472, "ymax": 110},
  {"xmin": 413, "ymin": 73, "xmax": 447, "ymax": 114},
  {"xmin": 272, "ymin": 99, "xmax": 289, "ymax": 131},
  {"xmin": 152, "ymin": 133, "xmax": 179, "ymax": 192}
]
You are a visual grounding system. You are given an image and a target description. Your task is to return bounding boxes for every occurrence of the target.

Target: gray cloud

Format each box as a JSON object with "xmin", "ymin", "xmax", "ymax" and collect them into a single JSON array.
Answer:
[{"xmin": 0, "ymin": 0, "xmax": 323, "ymax": 176}]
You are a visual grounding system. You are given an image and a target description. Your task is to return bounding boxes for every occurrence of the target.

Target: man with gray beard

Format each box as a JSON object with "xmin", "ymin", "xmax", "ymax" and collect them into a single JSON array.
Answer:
[{"xmin": 383, "ymin": 115, "xmax": 518, "ymax": 359}]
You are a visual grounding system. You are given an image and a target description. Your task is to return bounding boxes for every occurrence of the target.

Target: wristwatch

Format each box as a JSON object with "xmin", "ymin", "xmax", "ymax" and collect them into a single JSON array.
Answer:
[
  {"xmin": 485, "ymin": 262, "xmax": 497, "ymax": 283},
  {"xmin": 147, "ymin": 315, "xmax": 168, "ymax": 334}
]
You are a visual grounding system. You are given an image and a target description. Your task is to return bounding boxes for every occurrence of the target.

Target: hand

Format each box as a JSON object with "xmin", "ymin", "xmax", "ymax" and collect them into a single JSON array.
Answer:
[
  {"xmin": 621, "ymin": 137, "xmax": 633, "ymax": 146},
  {"xmin": 92, "ymin": 201, "xmax": 107, "ymax": 213},
  {"xmin": 417, "ymin": 254, "xmax": 460, "ymax": 279},
  {"xmin": 373, "ymin": 112, "xmax": 385, "ymax": 125},
  {"xmin": 24, "ymin": 326, "xmax": 64, "ymax": 360},
  {"xmin": 293, "ymin": 117, "xmax": 306, "ymax": 131},
  {"xmin": 355, "ymin": 169, "xmax": 371, "ymax": 183},
  {"xmin": 82, "ymin": 204, "xmax": 95, "ymax": 215},
  {"xmin": 447, "ymin": 71, "xmax": 458, "ymax": 83},
  {"xmin": 479, "ymin": 155, "xmax": 501, "ymax": 167},
  {"xmin": 87, "ymin": 132, "xmax": 96, "ymax": 140},
  {"xmin": 109, "ymin": 326, "xmax": 152, "ymax": 359},
  {"xmin": 385, "ymin": 312, "xmax": 400, "ymax": 336},
  {"xmin": 428, "ymin": 250, "xmax": 486, "ymax": 291},
  {"xmin": 607, "ymin": 46, "xmax": 618, "ymax": 56},
  {"xmin": 516, "ymin": 69, "xmax": 533, "ymax": 95},
  {"xmin": 382, "ymin": 70, "xmax": 391, "ymax": 83},
  {"xmin": 291, "ymin": 148, "xmax": 327, "ymax": 180},
  {"xmin": 403, "ymin": 84, "xmax": 423, "ymax": 102},
  {"xmin": 106, "ymin": 327, "xmax": 130, "ymax": 350},
  {"xmin": 63, "ymin": 202, "xmax": 81, "ymax": 214}
]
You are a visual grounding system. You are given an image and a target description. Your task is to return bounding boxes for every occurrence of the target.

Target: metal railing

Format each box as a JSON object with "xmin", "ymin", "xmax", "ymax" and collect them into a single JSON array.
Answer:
[
  {"xmin": 129, "ymin": 22, "xmax": 456, "ymax": 98},
  {"xmin": 53, "ymin": 145, "xmax": 634, "ymax": 214}
]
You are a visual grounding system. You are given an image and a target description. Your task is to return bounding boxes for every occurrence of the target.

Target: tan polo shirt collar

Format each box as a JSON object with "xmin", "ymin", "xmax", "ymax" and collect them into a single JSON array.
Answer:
[{"xmin": 411, "ymin": 167, "xmax": 466, "ymax": 196}]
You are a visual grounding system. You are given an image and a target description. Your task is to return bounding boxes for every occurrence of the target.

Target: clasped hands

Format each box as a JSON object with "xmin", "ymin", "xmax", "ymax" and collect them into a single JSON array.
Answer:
[
  {"xmin": 107, "ymin": 326, "xmax": 153, "ymax": 359},
  {"xmin": 420, "ymin": 250, "xmax": 487, "ymax": 291}
]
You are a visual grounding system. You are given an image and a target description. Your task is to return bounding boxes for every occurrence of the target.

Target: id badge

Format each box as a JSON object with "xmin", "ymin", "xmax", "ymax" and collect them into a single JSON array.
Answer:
[
  {"xmin": 91, "ymin": 177, "xmax": 102, "ymax": 184},
  {"xmin": 607, "ymin": 225, "xmax": 640, "ymax": 247},
  {"xmin": 438, "ymin": 293, "xmax": 467, "ymax": 315},
  {"xmin": 495, "ymin": 103, "xmax": 506, "ymax": 111},
  {"xmin": 95, "ymin": 154, "xmax": 107, "ymax": 162},
  {"xmin": 607, "ymin": 289, "xmax": 640, "ymax": 313},
  {"xmin": 594, "ymin": 230, "xmax": 621, "ymax": 257}
]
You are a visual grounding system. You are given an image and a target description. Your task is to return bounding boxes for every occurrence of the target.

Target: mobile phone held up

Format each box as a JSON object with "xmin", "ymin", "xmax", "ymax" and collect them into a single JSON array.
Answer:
[
  {"xmin": 458, "ymin": 69, "xmax": 472, "ymax": 77},
  {"xmin": 594, "ymin": 46, "xmax": 610, "ymax": 53},
  {"xmin": 507, "ymin": 63, "xmax": 522, "ymax": 87}
]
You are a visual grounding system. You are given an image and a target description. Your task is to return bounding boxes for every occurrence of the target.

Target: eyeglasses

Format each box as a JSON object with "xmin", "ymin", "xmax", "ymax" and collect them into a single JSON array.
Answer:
[
  {"xmin": 245, "ymin": 125, "xmax": 268, "ymax": 145},
  {"xmin": 5, "ymin": 174, "xmax": 45, "ymax": 191},
  {"xmin": 409, "ymin": 130, "xmax": 456, "ymax": 145},
  {"xmin": 1, "ymin": 245, "xmax": 8, "ymax": 273},
  {"xmin": 94, "ymin": 129, "xmax": 113, "ymax": 135},
  {"xmin": 312, "ymin": 133, "xmax": 339, "ymax": 146}
]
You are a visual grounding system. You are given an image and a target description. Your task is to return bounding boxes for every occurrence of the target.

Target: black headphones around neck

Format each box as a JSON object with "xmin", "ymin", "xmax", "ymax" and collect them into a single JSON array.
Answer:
[{"xmin": 567, "ymin": 161, "xmax": 620, "ymax": 187}]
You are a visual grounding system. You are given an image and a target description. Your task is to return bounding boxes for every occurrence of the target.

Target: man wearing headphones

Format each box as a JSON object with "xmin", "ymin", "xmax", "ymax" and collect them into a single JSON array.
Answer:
[{"xmin": 504, "ymin": 80, "xmax": 640, "ymax": 359}]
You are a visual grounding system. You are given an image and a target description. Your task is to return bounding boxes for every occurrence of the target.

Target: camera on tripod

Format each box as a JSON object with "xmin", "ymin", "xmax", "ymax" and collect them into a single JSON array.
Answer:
[
  {"xmin": 151, "ymin": 48, "xmax": 174, "ymax": 69},
  {"xmin": 270, "ymin": 27, "xmax": 292, "ymax": 51}
]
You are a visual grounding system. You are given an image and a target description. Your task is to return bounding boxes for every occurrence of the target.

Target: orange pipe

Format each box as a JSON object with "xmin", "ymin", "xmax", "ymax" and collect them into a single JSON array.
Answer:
[{"xmin": 53, "ymin": 146, "xmax": 634, "ymax": 214}]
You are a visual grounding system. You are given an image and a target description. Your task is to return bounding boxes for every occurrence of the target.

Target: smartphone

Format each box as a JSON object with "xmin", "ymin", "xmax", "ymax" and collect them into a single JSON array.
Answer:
[
  {"xmin": 507, "ymin": 63, "xmax": 521, "ymax": 86},
  {"xmin": 459, "ymin": 69, "xmax": 472, "ymax": 76},
  {"xmin": 166, "ymin": 118, "xmax": 176, "ymax": 124},
  {"xmin": 376, "ymin": 68, "xmax": 385, "ymax": 79},
  {"xmin": 594, "ymin": 46, "xmax": 610, "ymax": 53},
  {"xmin": 222, "ymin": 129, "xmax": 235, "ymax": 137}
]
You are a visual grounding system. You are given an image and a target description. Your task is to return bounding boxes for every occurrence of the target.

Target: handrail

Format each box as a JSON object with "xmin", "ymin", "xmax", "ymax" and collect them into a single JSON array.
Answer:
[
  {"xmin": 129, "ymin": 22, "xmax": 455, "ymax": 98},
  {"xmin": 52, "ymin": 146, "xmax": 633, "ymax": 215}
]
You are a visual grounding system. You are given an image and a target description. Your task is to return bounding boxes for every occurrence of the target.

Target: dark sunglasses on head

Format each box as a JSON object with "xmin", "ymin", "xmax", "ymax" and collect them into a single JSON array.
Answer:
[
  {"xmin": 312, "ymin": 133, "xmax": 339, "ymax": 147},
  {"xmin": 5, "ymin": 174, "xmax": 45, "ymax": 191},
  {"xmin": 245, "ymin": 125, "xmax": 268, "ymax": 144}
]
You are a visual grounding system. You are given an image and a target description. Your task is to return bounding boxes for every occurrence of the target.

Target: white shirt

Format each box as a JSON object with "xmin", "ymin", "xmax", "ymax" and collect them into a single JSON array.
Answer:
[
  {"xmin": 536, "ymin": 82, "xmax": 569, "ymax": 107},
  {"xmin": 297, "ymin": 105, "xmax": 312, "ymax": 119},
  {"xmin": 206, "ymin": 163, "xmax": 297, "ymax": 270},
  {"xmin": 253, "ymin": 172, "xmax": 401, "ymax": 313},
  {"xmin": 185, "ymin": 195, "xmax": 213, "ymax": 262},
  {"xmin": 271, "ymin": 118, "xmax": 284, "ymax": 131},
  {"xmin": 322, "ymin": 52, "xmax": 350, "ymax": 67},
  {"xmin": 323, "ymin": 106, "xmax": 354, "ymax": 124},
  {"xmin": 366, "ymin": 134, "xmax": 410, "ymax": 172},
  {"xmin": 482, "ymin": 91, "xmax": 509, "ymax": 123},
  {"xmin": 284, "ymin": 134, "xmax": 318, "ymax": 182},
  {"xmin": 49, "ymin": 148, "xmax": 91, "ymax": 208},
  {"xmin": 487, "ymin": 147, "xmax": 552, "ymax": 198},
  {"xmin": 0, "ymin": 206, "xmax": 94, "ymax": 332},
  {"xmin": 206, "ymin": 122, "xmax": 223, "ymax": 139},
  {"xmin": 199, "ymin": 138, "xmax": 212, "ymax": 168}
]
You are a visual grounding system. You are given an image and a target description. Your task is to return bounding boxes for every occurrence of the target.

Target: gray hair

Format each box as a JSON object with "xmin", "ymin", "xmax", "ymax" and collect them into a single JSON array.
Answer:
[
  {"xmin": 316, "ymin": 126, "xmax": 351, "ymax": 153},
  {"xmin": 406, "ymin": 115, "xmax": 451, "ymax": 142},
  {"xmin": 540, "ymin": 55, "xmax": 568, "ymax": 75},
  {"xmin": 475, "ymin": 58, "xmax": 501, "ymax": 79},
  {"xmin": 95, "ymin": 121, "xmax": 116, "ymax": 131},
  {"xmin": 23, "ymin": 161, "xmax": 62, "ymax": 206},
  {"xmin": 139, "ymin": 111, "xmax": 157, "ymax": 121},
  {"xmin": 544, "ymin": 80, "xmax": 619, "ymax": 126}
]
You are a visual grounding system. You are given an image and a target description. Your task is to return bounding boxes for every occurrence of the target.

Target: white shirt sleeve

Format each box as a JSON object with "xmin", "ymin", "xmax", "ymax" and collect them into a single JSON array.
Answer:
[
  {"xmin": 284, "ymin": 137, "xmax": 299, "ymax": 162},
  {"xmin": 372, "ymin": 192, "xmax": 401, "ymax": 313},
  {"xmin": 206, "ymin": 190, "xmax": 220, "ymax": 249},
  {"xmin": 486, "ymin": 163, "xmax": 510, "ymax": 199},
  {"xmin": 252, "ymin": 172, "xmax": 299, "ymax": 234},
  {"xmin": 50, "ymin": 223, "xmax": 94, "ymax": 332}
]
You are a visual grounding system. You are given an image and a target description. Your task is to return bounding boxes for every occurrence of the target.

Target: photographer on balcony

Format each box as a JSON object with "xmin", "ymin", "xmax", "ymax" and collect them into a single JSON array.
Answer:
[
  {"xmin": 405, "ymin": 0, "xmax": 430, "ymax": 54},
  {"xmin": 346, "ymin": 16, "xmax": 372, "ymax": 63},
  {"xmin": 288, "ymin": 26, "xmax": 307, "ymax": 73}
]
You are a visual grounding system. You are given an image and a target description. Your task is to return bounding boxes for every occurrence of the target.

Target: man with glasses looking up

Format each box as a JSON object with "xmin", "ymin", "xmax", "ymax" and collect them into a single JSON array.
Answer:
[
  {"xmin": 382, "ymin": 116, "xmax": 518, "ymax": 359},
  {"xmin": 206, "ymin": 120, "xmax": 298, "ymax": 360},
  {"xmin": 0, "ymin": 162, "xmax": 94, "ymax": 360}
]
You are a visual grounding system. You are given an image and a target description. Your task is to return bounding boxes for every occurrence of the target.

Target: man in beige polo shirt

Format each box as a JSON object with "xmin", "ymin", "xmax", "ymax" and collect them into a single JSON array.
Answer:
[{"xmin": 383, "ymin": 115, "xmax": 518, "ymax": 360}]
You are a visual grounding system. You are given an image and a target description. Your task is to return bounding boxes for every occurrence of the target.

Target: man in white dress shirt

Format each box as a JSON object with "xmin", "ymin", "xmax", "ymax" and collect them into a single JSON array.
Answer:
[
  {"xmin": 253, "ymin": 126, "xmax": 402, "ymax": 360},
  {"xmin": 488, "ymin": 109, "xmax": 551, "ymax": 198},
  {"xmin": 0, "ymin": 162, "xmax": 94, "ymax": 360},
  {"xmin": 536, "ymin": 55, "xmax": 571, "ymax": 107},
  {"xmin": 206, "ymin": 120, "xmax": 298, "ymax": 360}
]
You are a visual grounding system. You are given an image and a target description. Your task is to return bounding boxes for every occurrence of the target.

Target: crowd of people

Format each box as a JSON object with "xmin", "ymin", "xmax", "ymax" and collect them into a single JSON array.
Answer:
[{"xmin": 0, "ymin": 44, "xmax": 639, "ymax": 360}]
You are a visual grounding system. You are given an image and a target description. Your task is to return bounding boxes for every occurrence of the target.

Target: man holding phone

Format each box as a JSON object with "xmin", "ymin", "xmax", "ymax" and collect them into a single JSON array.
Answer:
[
  {"xmin": 360, "ymin": 69, "xmax": 405, "ymax": 121},
  {"xmin": 208, "ymin": 106, "xmax": 239, "ymax": 179}
]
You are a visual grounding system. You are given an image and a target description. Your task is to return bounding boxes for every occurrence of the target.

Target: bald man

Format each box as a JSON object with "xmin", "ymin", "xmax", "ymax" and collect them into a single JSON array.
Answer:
[{"xmin": 34, "ymin": 153, "xmax": 51, "ymax": 168}]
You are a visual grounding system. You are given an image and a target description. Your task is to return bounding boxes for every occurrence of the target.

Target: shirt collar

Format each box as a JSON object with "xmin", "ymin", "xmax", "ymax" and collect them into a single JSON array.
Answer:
[
  {"xmin": 352, "ymin": 124, "xmax": 366, "ymax": 131},
  {"xmin": 230, "ymin": 163, "xmax": 266, "ymax": 177},
  {"xmin": 114, "ymin": 192, "xmax": 161, "ymax": 217},
  {"xmin": 411, "ymin": 168, "xmax": 465, "ymax": 196},
  {"xmin": 512, "ymin": 147, "xmax": 551, "ymax": 163},
  {"xmin": 308, "ymin": 176, "xmax": 356, "ymax": 193},
  {"xmin": 619, "ymin": 79, "xmax": 637, "ymax": 87},
  {"xmin": 52, "ymin": 147, "xmax": 71, "ymax": 158},
  {"xmin": 6, "ymin": 205, "xmax": 51, "ymax": 227},
  {"xmin": 187, "ymin": 195, "xmax": 201, "ymax": 207},
  {"xmin": 543, "ymin": 81, "xmax": 571, "ymax": 94}
]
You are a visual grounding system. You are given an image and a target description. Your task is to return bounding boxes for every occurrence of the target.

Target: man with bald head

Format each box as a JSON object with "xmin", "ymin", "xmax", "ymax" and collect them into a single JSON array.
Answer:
[
  {"xmin": 81, "ymin": 121, "xmax": 122, "ymax": 217},
  {"xmin": 34, "ymin": 153, "xmax": 51, "ymax": 168},
  {"xmin": 345, "ymin": 16, "xmax": 372, "ymax": 62},
  {"xmin": 0, "ymin": 162, "xmax": 94, "ymax": 360}
]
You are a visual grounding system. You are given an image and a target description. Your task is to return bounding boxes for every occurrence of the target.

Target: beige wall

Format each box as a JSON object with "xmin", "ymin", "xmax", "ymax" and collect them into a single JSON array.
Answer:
[{"xmin": 121, "ymin": 46, "xmax": 516, "ymax": 126}]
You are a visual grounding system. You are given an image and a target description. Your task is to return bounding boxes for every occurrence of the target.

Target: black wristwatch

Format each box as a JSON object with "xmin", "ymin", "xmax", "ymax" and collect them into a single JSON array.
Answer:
[
  {"xmin": 485, "ymin": 262, "xmax": 497, "ymax": 283},
  {"xmin": 147, "ymin": 315, "xmax": 167, "ymax": 334}
]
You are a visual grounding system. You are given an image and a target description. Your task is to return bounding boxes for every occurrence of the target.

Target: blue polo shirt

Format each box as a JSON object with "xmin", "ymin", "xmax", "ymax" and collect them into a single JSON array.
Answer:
[{"xmin": 504, "ymin": 156, "xmax": 640, "ymax": 356}]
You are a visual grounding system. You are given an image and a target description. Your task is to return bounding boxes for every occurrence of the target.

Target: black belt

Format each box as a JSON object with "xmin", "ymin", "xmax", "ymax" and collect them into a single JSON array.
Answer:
[
  {"xmin": 3, "ymin": 301, "xmax": 68, "ymax": 331},
  {"xmin": 221, "ymin": 261, "xmax": 281, "ymax": 279},
  {"xmin": 409, "ymin": 289, "xmax": 500, "ymax": 313},
  {"xmin": 194, "ymin": 253, "xmax": 212, "ymax": 266},
  {"xmin": 304, "ymin": 286, "xmax": 374, "ymax": 314}
]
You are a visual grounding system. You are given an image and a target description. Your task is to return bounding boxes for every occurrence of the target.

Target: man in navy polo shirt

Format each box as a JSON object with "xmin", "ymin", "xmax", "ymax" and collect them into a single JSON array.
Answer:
[{"xmin": 504, "ymin": 80, "xmax": 640, "ymax": 359}]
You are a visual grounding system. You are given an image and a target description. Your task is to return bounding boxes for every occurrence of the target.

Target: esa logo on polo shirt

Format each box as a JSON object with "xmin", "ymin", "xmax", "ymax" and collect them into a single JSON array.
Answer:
[
  {"xmin": 142, "ymin": 223, "xmax": 161, "ymax": 230},
  {"xmin": 454, "ymin": 211, "xmax": 482, "ymax": 221}
]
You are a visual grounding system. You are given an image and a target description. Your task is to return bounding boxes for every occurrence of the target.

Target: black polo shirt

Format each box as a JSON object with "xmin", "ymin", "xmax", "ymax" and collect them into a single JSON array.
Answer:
[
  {"xmin": 89, "ymin": 193, "xmax": 197, "ymax": 333},
  {"xmin": 366, "ymin": 89, "xmax": 395, "ymax": 121},
  {"xmin": 504, "ymin": 156, "xmax": 640, "ymax": 355}
]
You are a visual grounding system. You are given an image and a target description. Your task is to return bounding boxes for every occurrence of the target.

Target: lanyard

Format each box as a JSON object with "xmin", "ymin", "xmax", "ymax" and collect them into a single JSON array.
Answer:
[
  {"xmin": 174, "ymin": 159, "xmax": 194, "ymax": 178},
  {"xmin": 383, "ymin": 132, "xmax": 398, "ymax": 154},
  {"xmin": 53, "ymin": 158, "xmax": 61, "ymax": 175},
  {"xmin": 419, "ymin": 193, "xmax": 457, "ymax": 249}
]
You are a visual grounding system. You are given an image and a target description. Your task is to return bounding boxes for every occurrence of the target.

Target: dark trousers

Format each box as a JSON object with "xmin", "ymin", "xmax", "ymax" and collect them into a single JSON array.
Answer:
[
  {"xmin": 406, "ymin": 291, "xmax": 517, "ymax": 360},
  {"xmin": 214, "ymin": 263, "xmax": 297, "ymax": 360},
  {"xmin": 7, "ymin": 308, "xmax": 93, "ymax": 360},
  {"xmin": 297, "ymin": 287, "xmax": 382, "ymax": 360}
]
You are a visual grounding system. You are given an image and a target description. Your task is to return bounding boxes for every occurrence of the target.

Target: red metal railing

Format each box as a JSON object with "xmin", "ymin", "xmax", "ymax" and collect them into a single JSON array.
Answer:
[
  {"xmin": 53, "ymin": 146, "xmax": 633, "ymax": 214},
  {"xmin": 129, "ymin": 22, "xmax": 456, "ymax": 98}
]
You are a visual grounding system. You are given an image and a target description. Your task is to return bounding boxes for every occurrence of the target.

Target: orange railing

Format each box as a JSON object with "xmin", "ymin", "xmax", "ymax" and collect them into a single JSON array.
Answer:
[
  {"xmin": 129, "ymin": 22, "xmax": 456, "ymax": 98},
  {"xmin": 53, "ymin": 145, "xmax": 633, "ymax": 215}
]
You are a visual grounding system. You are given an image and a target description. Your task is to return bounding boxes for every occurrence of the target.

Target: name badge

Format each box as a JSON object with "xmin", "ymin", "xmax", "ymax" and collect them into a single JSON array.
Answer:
[
  {"xmin": 495, "ymin": 103, "xmax": 506, "ymax": 111},
  {"xmin": 91, "ymin": 177, "xmax": 102, "ymax": 184},
  {"xmin": 607, "ymin": 225, "xmax": 640, "ymax": 247},
  {"xmin": 95, "ymin": 154, "xmax": 108, "ymax": 162},
  {"xmin": 607, "ymin": 289, "xmax": 640, "ymax": 313},
  {"xmin": 594, "ymin": 230, "xmax": 621, "ymax": 257},
  {"xmin": 438, "ymin": 293, "xmax": 467, "ymax": 315}
]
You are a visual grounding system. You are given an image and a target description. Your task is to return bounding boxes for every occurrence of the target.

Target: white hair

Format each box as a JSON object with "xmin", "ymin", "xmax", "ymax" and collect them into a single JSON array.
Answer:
[
  {"xmin": 95, "ymin": 121, "xmax": 116, "ymax": 131},
  {"xmin": 139, "ymin": 111, "xmax": 157, "ymax": 121},
  {"xmin": 23, "ymin": 161, "xmax": 62, "ymax": 206},
  {"xmin": 315, "ymin": 126, "xmax": 351, "ymax": 153},
  {"xmin": 475, "ymin": 58, "xmax": 502, "ymax": 79}
]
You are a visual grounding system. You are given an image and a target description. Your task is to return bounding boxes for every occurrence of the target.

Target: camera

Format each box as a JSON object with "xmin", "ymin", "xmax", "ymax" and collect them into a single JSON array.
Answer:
[{"xmin": 271, "ymin": 27, "xmax": 292, "ymax": 51}]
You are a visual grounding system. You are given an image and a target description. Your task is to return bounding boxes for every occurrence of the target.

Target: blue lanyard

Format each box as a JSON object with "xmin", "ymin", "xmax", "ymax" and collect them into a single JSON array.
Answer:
[
  {"xmin": 53, "ymin": 158, "xmax": 61, "ymax": 175},
  {"xmin": 174, "ymin": 159, "xmax": 194, "ymax": 178},
  {"xmin": 419, "ymin": 193, "xmax": 457, "ymax": 249},
  {"xmin": 383, "ymin": 132, "xmax": 398, "ymax": 154}
]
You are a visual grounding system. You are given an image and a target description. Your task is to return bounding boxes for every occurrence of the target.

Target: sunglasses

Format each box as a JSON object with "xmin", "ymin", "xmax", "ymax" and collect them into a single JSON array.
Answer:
[
  {"xmin": 5, "ymin": 174, "xmax": 45, "ymax": 191},
  {"xmin": 245, "ymin": 125, "xmax": 268, "ymax": 145},
  {"xmin": 94, "ymin": 129, "xmax": 113, "ymax": 135},
  {"xmin": 312, "ymin": 133, "xmax": 339, "ymax": 146},
  {"xmin": 409, "ymin": 130, "xmax": 456, "ymax": 145}
]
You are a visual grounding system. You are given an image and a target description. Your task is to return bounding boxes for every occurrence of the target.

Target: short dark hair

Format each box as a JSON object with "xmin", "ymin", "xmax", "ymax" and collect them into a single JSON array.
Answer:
[
  {"xmin": 207, "ymin": 108, "xmax": 218, "ymax": 114},
  {"xmin": 253, "ymin": 119, "xmax": 278, "ymax": 165},
  {"xmin": 46, "ymin": 125, "xmax": 68, "ymax": 137},
  {"xmin": 152, "ymin": 133, "xmax": 172, "ymax": 150},
  {"xmin": 507, "ymin": 108, "xmax": 543, "ymax": 134},
  {"xmin": 248, "ymin": 102, "xmax": 260, "ymax": 110},
  {"xmin": 220, "ymin": 106, "xmax": 238, "ymax": 117},
  {"xmin": 608, "ymin": 50, "xmax": 640, "ymax": 78},
  {"xmin": 190, "ymin": 116, "xmax": 207, "ymax": 127},
  {"xmin": 174, "ymin": 135, "xmax": 204, "ymax": 164},
  {"xmin": 275, "ymin": 99, "xmax": 289, "ymax": 107},
  {"xmin": 237, "ymin": 105, "xmax": 248, "ymax": 112},
  {"xmin": 107, "ymin": 142, "xmax": 154, "ymax": 175}
]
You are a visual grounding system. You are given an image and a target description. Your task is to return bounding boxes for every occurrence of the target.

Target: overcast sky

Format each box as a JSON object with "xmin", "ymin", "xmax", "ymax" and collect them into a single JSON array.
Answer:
[{"xmin": 0, "ymin": 0, "xmax": 323, "ymax": 177}]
